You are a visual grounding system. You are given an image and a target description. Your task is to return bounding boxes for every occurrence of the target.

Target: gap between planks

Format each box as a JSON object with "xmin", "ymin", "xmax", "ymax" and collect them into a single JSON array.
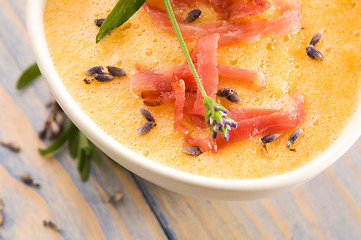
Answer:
[{"xmin": 131, "ymin": 174, "xmax": 174, "ymax": 240}]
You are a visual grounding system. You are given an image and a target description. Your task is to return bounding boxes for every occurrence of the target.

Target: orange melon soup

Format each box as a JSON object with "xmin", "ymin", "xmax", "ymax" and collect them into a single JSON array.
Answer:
[{"xmin": 44, "ymin": 0, "xmax": 361, "ymax": 179}]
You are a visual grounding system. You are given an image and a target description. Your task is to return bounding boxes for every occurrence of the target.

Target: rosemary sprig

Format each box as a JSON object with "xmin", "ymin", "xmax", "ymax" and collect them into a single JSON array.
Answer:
[
  {"xmin": 38, "ymin": 122, "xmax": 102, "ymax": 181},
  {"xmin": 99, "ymin": 0, "xmax": 237, "ymax": 140},
  {"xmin": 38, "ymin": 122, "xmax": 77, "ymax": 155},
  {"xmin": 17, "ymin": 64, "xmax": 103, "ymax": 181}
]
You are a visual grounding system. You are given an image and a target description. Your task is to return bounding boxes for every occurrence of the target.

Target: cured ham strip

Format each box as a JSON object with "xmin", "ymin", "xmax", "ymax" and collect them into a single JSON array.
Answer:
[
  {"xmin": 175, "ymin": 64, "xmax": 265, "ymax": 89},
  {"xmin": 193, "ymin": 33, "xmax": 220, "ymax": 114},
  {"xmin": 217, "ymin": 65, "xmax": 265, "ymax": 89},
  {"xmin": 147, "ymin": 0, "xmax": 271, "ymax": 20},
  {"xmin": 171, "ymin": 80, "xmax": 188, "ymax": 133},
  {"xmin": 229, "ymin": 108, "xmax": 279, "ymax": 122},
  {"xmin": 217, "ymin": 95, "xmax": 305, "ymax": 147},
  {"xmin": 131, "ymin": 65, "xmax": 183, "ymax": 92},
  {"xmin": 131, "ymin": 4, "xmax": 305, "ymax": 152},
  {"xmin": 172, "ymin": 80, "xmax": 218, "ymax": 152},
  {"xmin": 173, "ymin": 65, "xmax": 199, "ymax": 91},
  {"xmin": 184, "ymin": 134, "xmax": 217, "ymax": 152},
  {"xmin": 132, "ymin": 64, "xmax": 264, "ymax": 92},
  {"xmin": 218, "ymin": 0, "xmax": 272, "ymax": 21},
  {"xmin": 143, "ymin": 0, "xmax": 302, "ymax": 45},
  {"xmin": 182, "ymin": 96, "xmax": 304, "ymax": 152}
]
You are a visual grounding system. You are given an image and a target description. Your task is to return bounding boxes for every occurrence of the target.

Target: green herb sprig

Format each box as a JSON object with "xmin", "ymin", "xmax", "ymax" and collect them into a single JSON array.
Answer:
[
  {"xmin": 98, "ymin": 0, "xmax": 237, "ymax": 140},
  {"xmin": 17, "ymin": 65, "xmax": 102, "ymax": 181},
  {"xmin": 38, "ymin": 122, "xmax": 101, "ymax": 181}
]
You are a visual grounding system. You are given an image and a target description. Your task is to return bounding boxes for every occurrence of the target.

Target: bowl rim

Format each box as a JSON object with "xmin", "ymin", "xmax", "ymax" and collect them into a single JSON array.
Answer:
[{"xmin": 26, "ymin": 0, "xmax": 361, "ymax": 193}]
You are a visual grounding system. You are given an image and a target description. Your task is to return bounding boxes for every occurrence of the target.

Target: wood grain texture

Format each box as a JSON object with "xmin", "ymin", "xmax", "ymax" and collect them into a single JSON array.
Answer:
[
  {"xmin": 136, "ymin": 156, "xmax": 361, "ymax": 240},
  {"xmin": 0, "ymin": 85, "xmax": 166, "ymax": 240},
  {"xmin": 1, "ymin": 0, "xmax": 361, "ymax": 239},
  {"xmin": 0, "ymin": 0, "xmax": 166, "ymax": 239}
]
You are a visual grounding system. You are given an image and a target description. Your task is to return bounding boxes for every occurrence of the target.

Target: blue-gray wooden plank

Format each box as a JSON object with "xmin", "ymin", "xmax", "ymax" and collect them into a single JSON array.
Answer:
[
  {"xmin": 135, "ymin": 148, "xmax": 361, "ymax": 240},
  {"xmin": 2, "ymin": 0, "xmax": 361, "ymax": 239},
  {"xmin": 0, "ymin": 0, "xmax": 168, "ymax": 239}
]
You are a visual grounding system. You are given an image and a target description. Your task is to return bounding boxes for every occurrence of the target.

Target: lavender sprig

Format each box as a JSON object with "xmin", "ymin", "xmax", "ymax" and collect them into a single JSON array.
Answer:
[
  {"xmin": 203, "ymin": 96, "xmax": 237, "ymax": 140},
  {"xmin": 162, "ymin": 0, "xmax": 237, "ymax": 140}
]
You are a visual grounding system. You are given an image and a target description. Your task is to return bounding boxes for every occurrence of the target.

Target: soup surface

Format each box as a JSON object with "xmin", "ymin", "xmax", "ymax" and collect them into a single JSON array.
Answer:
[{"xmin": 44, "ymin": 0, "xmax": 361, "ymax": 179}]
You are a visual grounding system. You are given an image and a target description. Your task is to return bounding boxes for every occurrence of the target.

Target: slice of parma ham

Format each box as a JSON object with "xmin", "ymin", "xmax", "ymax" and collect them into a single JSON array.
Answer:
[
  {"xmin": 144, "ymin": 0, "xmax": 302, "ymax": 45},
  {"xmin": 192, "ymin": 33, "xmax": 220, "ymax": 115},
  {"xmin": 146, "ymin": 0, "xmax": 272, "ymax": 21},
  {"xmin": 132, "ymin": 64, "xmax": 264, "ymax": 93},
  {"xmin": 171, "ymin": 79, "xmax": 188, "ymax": 133},
  {"xmin": 132, "ymin": 25, "xmax": 305, "ymax": 152},
  {"xmin": 216, "ymin": 95, "xmax": 305, "ymax": 148}
]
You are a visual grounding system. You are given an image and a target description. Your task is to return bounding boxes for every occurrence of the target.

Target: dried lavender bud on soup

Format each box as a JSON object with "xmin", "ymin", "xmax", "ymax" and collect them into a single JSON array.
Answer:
[
  {"xmin": 94, "ymin": 18, "xmax": 105, "ymax": 27},
  {"xmin": 143, "ymin": 100, "xmax": 163, "ymax": 107},
  {"xmin": 306, "ymin": 46, "xmax": 324, "ymax": 61},
  {"xmin": 85, "ymin": 66, "xmax": 104, "ymax": 76},
  {"xmin": 185, "ymin": 9, "xmax": 202, "ymax": 23},
  {"xmin": 217, "ymin": 88, "xmax": 234, "ymax": 98},
  {"xmin": 217, "ymin": 88, "xmax": 241, "ymax": 103},
  {"xmin": 137, "ymin": 122, "xmax": 156, "ymax": 136},
  {"xmin": 140, "ymin": 107, "xmax": 155, "ymax": 122},
  {"xmin": 183, "ymin": 146, "xmax": 203, "ymax": 156},
  {"xmin": 287, "ymin": 128, "xmax": 303, "ymax": 150},
  {"xmin": 261, "ymin": 134, "xmax": 281, "ymax": 144},
  {"xmin": 226, "ymin": 91, "xmax": 241, "ymax": 103},
  {"xmin": 94, "ymin": 73, "xmax": 114, "ymax": 82},
  {"xmin": 107, "ymin": 66, "xmax": 126, "ymax": 77},
  {"xmin": 309, "ymin": 31, "xmax": 323, "ymax": 46}
]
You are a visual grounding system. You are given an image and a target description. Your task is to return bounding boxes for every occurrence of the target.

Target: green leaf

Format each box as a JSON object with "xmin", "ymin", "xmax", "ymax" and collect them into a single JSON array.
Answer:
[
  {"xmin": 80, "ymin": 157, "xmax": 91, "ymax": 181},
  {"xmin": 76, "ymin": 132, "xmax": 93, "ymax": 181},
  {"xmin": 16, "ymin": 63, "xmax": 41, "ymax": 89},
  {"xmin": 78, "ymin": 149, "xmax": 91, "ymax": 181},
  {"xmin": 77, "ymin": 149, "xmax": 85, "ymax": 172},
  {"xmin": 96, "ymin": 0, "xmax": 146, "ymax": 43},
  {"xmin": 78, "ymin": 132, "xmax": 90, "ymax": 151},
  {"xmin": 39, "ymin": 123, "xmax": 77, "ymax": 155},
  {"xmin": 68, "ymin": 129, "xmax": 80, "ymax": 158},
  {"xmin": 91, "ymin": 145, "xmax": 102, "ymax": 167}
]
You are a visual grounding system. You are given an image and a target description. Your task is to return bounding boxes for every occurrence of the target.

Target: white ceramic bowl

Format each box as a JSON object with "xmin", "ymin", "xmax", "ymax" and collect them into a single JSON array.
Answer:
[{"xmin": 26, "ymin": 0, "xmax": 361, "ymax": 201}]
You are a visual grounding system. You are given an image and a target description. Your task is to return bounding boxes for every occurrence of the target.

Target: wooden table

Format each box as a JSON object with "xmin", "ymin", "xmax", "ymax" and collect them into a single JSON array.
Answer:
[{"xmin": 1, "ymin": 0, "xmax": 361, "ymax": 239}]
